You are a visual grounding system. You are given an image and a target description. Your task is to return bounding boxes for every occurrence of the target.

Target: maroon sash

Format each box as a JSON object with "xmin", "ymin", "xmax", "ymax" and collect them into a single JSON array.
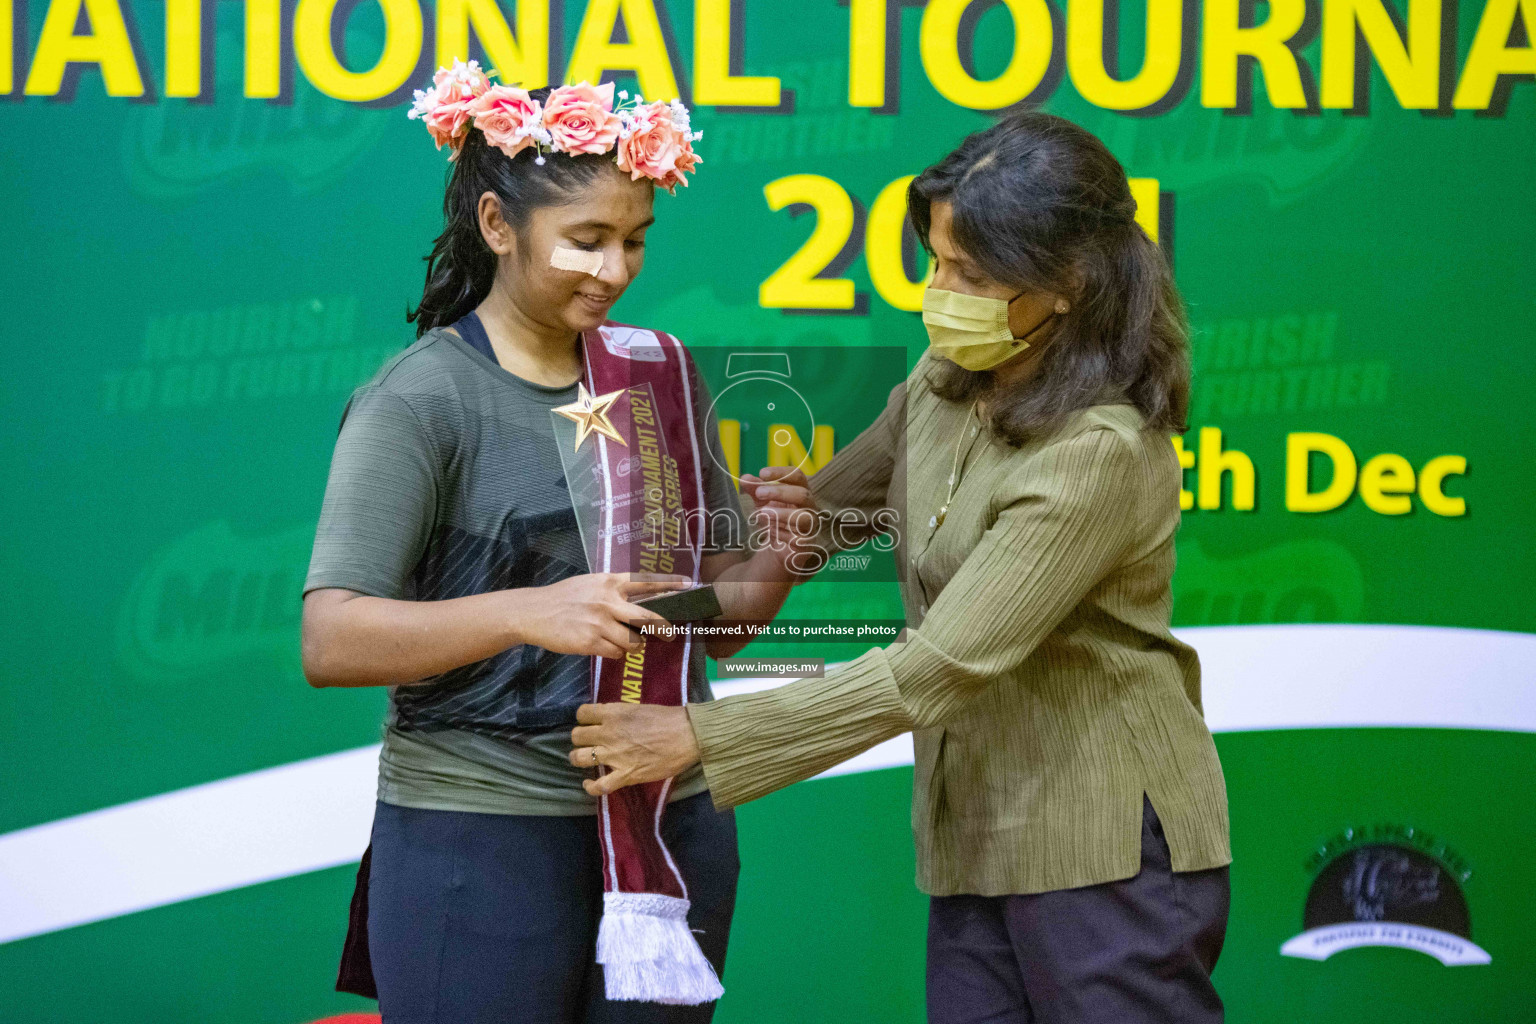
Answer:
[{"xmin": 579, "ymin": 321, "xmax": 722, "ymax": 1004}]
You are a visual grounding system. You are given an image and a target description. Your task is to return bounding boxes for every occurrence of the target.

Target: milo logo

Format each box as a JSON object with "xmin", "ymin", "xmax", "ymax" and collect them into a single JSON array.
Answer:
[
  {"xmin": 122, "ymin": 27, "xmax": 386, "ymax": 198},
  {"xmin": 116, "ymin": 522, "xmax": 313, "ymax": 677},
  {"xmin": 1173, "ymin": 537, "xmax": 1364, "ymax": 626},
  {"xmin": 1077, "ymin": 102, "xmax": 1370, "ymax": 205}
]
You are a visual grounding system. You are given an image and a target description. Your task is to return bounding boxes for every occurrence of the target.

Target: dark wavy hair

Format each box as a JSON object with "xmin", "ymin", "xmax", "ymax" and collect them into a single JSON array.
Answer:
[
  {"xmin": 407, "ymin": 86, "xmax": 618, "ymax": 337},
  {"xmin": 909, "ymin": 110, "xmax": 1190, "ymax": 446}
]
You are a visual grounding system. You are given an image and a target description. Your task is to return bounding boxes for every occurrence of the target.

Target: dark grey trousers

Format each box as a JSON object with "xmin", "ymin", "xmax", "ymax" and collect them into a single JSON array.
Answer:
[
  {"xmin": 926, "ymin": 797, "xmax": 1229, "ymax": 1024},
  {"xmin": 365, "ymin": 794, "xmax": 739, "ymax": 1024}
]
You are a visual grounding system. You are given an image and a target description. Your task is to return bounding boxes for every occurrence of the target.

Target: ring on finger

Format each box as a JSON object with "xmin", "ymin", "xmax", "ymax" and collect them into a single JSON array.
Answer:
[{"xmin": 589, "ymin": 747, "xmax": 600, "ymax": 767}]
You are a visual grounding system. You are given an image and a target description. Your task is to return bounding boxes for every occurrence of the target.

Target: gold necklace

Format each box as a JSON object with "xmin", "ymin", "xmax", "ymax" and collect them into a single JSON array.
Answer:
[{"xmin": 934, "ymin": 398, "xmax": 980, "ymax": 528}]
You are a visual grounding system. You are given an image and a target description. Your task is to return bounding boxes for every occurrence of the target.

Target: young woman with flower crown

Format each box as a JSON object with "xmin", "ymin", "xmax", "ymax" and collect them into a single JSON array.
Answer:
[{"xmin": 300, "ymin": 62, "xmax": 810, "ymax": 1023}]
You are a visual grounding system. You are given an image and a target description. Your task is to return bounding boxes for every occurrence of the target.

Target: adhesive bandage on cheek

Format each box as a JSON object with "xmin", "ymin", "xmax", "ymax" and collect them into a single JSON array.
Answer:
[{"xmin": 550, "ymin": 246, "xmax": 605, "ymax": 276}]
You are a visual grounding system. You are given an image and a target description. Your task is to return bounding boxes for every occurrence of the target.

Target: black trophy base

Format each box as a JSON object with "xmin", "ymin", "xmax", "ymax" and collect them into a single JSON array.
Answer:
[{"xmin": 634, "ymin": 583, "xmax": 722, "ymax": 624}]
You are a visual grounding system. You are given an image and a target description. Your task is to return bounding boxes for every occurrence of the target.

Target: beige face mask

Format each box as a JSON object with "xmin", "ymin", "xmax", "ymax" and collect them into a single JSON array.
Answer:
[
  {"xmin": 922, "ymin": 288, "xmax": 1030, "ymax": 371},
  {"xmin": 922, "ymin": 287, "xmax": 1063, "ymax": 371}
]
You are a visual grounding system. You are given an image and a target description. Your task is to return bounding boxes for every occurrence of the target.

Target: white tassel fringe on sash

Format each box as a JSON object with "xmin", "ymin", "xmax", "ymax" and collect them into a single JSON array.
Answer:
[{"xmin": 595, "ymin": 892, "xmax": 724, "ymax": 1004}]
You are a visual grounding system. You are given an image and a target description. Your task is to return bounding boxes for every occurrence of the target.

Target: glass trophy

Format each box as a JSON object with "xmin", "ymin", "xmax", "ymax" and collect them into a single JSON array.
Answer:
[{"xmin": 550, "ymin": 381, "xmax": 720, "ymax": 623}]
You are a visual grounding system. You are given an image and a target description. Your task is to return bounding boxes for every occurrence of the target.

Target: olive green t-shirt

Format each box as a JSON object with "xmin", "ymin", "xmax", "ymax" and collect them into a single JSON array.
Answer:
[{"xmin": 304, "ymin": 325, "xmax": 745, "ymax": 815}]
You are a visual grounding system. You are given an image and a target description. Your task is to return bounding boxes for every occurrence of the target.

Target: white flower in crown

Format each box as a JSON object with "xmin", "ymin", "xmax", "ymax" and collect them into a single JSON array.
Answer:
[
  {"xmin": 407, "ymin": 87, "xmax": 434, "ymax": 120},
  {"xmin": 437, "ymin": 58, "xmax": 490, "ymax": 93},
  {"xmin": 667, "ymin": 98, "xmax": 692, "ymax": 131}
]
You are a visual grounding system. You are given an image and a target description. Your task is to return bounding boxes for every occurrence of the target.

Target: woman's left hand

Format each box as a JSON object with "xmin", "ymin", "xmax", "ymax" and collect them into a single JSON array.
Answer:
[
  {"xmin": 570, "ymin": 703, "xmax": 701, "ymax": 796},
  {"xmin": 740, "ymin": 467, "xmax": 822, "ymax": 575}
]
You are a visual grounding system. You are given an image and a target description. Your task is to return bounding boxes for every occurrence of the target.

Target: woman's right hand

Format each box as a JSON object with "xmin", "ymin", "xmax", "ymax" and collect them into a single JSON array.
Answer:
[{"xmin": 517, "ymin": 573, "xmax": 692, "ymax": 659}]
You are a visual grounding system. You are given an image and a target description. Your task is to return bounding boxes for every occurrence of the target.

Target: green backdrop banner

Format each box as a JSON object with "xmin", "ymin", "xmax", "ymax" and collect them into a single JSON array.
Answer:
[{"xmin": 2, "ymin": 0, "xmax": 1533, "ymax": 1020}]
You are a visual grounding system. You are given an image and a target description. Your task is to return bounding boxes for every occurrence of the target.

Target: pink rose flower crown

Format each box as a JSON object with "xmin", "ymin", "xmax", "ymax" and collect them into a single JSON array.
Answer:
[{"xmin": 407, "ymin": 60, "xmax": 703, "ymax": 193}]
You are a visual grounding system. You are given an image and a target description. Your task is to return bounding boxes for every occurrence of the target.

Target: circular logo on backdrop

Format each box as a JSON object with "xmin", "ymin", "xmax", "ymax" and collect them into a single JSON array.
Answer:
[
  {"xmin": 705, "ymin": 352, "xmax": 819, "ymax": 483},
  {"xmin": 1281, "ymin": 824, "xmax": 1489, "ymax": 966}
]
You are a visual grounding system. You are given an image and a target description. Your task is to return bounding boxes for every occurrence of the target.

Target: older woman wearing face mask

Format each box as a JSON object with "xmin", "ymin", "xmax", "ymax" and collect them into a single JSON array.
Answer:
[{"xmin": 569, "ymin": 111, "xmax": 1233, "ymax": 1024}]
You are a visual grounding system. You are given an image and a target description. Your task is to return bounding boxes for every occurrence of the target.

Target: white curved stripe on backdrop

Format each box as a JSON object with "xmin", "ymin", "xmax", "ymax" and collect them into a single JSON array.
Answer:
[{"xmin": 1, "ymin": 624, "xmax": 1532, "ymax": 946}]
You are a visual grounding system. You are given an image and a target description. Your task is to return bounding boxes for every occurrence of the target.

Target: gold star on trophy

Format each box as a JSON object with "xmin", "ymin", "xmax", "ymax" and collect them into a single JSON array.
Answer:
[{"xmin": 552, "ymin": 383, "xmax": 629, "ymax": 452}]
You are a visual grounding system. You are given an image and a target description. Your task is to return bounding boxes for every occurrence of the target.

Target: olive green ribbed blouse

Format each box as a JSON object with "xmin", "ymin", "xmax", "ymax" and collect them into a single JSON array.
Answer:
[{"xmin": 686, "ymin": 353, "xmax": 1231, "ymax": 897}]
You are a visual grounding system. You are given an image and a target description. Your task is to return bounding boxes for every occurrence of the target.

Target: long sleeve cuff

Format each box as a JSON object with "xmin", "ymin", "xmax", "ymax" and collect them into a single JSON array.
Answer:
[{"xmin": 687, "ymin": 646, "xmax": 912, "ymax": 810}]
